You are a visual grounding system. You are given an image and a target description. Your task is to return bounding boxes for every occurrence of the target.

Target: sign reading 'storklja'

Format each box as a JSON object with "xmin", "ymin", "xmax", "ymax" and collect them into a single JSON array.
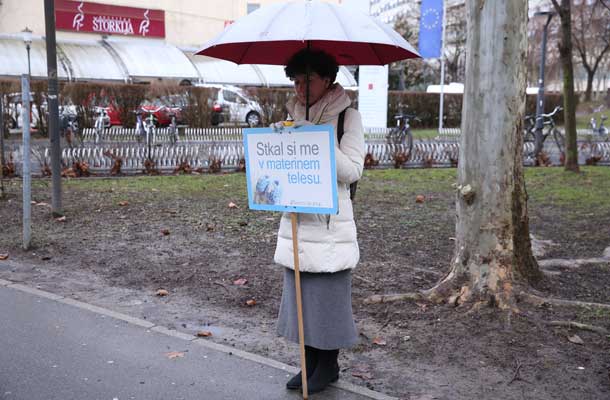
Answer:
[
  {"xmin": 244, "ymin": 126, "xmax": 338, "ymax": 215},
  {"xmin": 55, "ymin": 0, "xmax": 165, "ymax": 38}
]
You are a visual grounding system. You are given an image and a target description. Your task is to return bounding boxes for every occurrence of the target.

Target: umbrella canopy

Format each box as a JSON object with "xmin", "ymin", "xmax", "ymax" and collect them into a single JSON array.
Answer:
[{"xmin": 196, "ymin": 0, "xmax": 420, "ymax": 66}]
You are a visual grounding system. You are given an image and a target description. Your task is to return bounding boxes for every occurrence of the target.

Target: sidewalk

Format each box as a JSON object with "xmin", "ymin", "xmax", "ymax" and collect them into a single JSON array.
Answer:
[{"xmin": 0, "ymin": 281, "xmax": 389, "ymax": 400}]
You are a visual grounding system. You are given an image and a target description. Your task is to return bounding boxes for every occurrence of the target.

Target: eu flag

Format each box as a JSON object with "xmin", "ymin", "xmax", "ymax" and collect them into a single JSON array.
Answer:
[{"xmin": 418, "ymin": 0, "xmax": 444, "ymax": 59}]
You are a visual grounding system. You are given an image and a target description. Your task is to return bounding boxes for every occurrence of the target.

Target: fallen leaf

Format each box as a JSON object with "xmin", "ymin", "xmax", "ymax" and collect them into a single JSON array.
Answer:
[
  {"xmin": 246, "ymin": 299, "xmax": 256, "ymax": 306},
  {"xmin": 164, "ymin": 351, "xmax": 185, "ymax": 359},
  {"xmin": 206, "ymin": 223, "xmax": 215, "ymax": 231},
  {"xmin": 55, "ymin": 216, "xmax": 67, "ymax": 222},
  {"xmin": 156, "ymin": 289, "xmax": 169, "ymax": 297},
  {"xmin": 30, "ymin": 200, "xmax": 37, "ymax": 205},
  {"xmin": 228, "ymin": 202, "xmax": 238, "ymax": 209},
  {"xmin": 238, "ymin": 221, "xmax": 248, "ymax": 226},
  {"xmin": 372, "ymin": 337, "xmax": 387, "ymax": 346},
  {"xmin": 35, "ymin": 202, "xmax": 50, "ymax": 207},
  {"xmin": 233, "ymin": 278, "xmax": 248, "ymax": 286},
  {"xmin": 161, "ymin": 229, "xmax": 170, "ymax": 236},
  {"xmin": 568, "ymin": 335, "xmax": 584, "ymax": 345},
  {"xmin": 118, "ymin": 201, "xmax": 129, "ymax": 206},
  {"xmin": 196, "ymin": 331, "xmax": 213, "ymax": 337},
  {"xmin": 0, "ymin": 254, "xmax": 8, "ymax": 260},
  {"xmin": 415, "ymin": 195, "xmax": 425, "ymax": 203}
]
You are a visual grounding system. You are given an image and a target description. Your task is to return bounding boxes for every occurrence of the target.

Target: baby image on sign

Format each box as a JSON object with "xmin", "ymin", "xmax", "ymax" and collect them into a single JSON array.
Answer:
[{"xmin": 243, "ymin": 125, "xmax": 338, "ymax": 214}]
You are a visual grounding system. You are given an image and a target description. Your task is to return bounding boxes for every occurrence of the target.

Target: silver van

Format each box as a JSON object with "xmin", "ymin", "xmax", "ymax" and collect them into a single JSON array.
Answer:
[{"xmin": 202, "ymin": 85, "xmax": 263, "ymax": 127}]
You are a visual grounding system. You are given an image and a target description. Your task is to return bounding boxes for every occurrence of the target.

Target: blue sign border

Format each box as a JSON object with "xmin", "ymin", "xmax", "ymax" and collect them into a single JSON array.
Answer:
[{"xmin": 243, "ymin": 125, "xmax": 338, "ymax": 215}]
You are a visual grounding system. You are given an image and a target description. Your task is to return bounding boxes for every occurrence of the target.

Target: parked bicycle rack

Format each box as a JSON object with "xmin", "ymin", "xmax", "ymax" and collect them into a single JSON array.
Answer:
[{"xmin": 3, "ymin": 127, "xmax": 610, "ymax": 177}]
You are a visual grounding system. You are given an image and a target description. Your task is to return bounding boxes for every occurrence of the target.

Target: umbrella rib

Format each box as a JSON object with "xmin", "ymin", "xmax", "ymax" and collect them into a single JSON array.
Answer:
[
  {"xmin": 369, "ymin": 42, "xmax": 385, "ymax": 65},
  {"xmin": 326, "ymin": 2, "xmax": 350, "ymax": 47},
  {"xmin": 236, "ymin": 1, "xmax": 294, "ymax": 64}
]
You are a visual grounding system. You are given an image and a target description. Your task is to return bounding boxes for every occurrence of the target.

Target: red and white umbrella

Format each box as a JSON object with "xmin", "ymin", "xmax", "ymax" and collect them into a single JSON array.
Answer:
[{"xmin": 196, "ymin": 0, "xmax": 420, "ymax": 66}]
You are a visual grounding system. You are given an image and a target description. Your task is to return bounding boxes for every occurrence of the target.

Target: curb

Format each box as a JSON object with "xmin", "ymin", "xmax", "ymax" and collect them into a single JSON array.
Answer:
[{"xmin": 1, "ymin": 280, "xmax": 398, "ymax": 400}]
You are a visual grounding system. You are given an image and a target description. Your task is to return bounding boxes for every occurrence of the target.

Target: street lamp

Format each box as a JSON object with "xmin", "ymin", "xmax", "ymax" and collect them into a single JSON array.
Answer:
[
  {"xmin": 533, "ymin": 11, "xmax": 555, "ymax": 155},
  {"xmin": 21, "ymin": 27, "xmax": 32, "ymax": 79}
]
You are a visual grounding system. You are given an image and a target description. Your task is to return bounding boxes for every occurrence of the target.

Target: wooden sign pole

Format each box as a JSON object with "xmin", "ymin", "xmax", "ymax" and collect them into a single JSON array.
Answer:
[{"xmin": 290, "ymin": 212, "xmax": 308, "ymax": 399}]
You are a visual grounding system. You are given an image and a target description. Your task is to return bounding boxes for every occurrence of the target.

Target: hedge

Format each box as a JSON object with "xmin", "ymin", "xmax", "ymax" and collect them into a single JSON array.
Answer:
[
  {"xmin": 0, "ymin": 79, "xmax": 566, "ymax": 133},
  {"xmin": 386, "ymin": 91, "xmax": 564, "ymax": 129}
]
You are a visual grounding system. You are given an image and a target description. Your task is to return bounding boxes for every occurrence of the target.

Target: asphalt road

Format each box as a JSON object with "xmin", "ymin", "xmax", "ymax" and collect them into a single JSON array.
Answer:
[{"xmin": 0, "ymin": 284, "xmax": 376, "ymax": 400}]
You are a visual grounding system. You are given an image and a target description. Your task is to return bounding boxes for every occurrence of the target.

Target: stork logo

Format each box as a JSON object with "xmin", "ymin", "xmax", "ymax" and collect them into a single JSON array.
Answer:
[
  {"xmin": 72, "ymin": 2, "xmax": 85, "ymax": 31},
  {"xmin": 139, "ymin": 10, "xmax": 150, "ymax": 36}
]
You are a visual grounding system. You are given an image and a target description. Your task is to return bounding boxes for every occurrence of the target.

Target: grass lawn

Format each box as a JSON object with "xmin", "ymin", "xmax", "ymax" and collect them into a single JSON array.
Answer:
[{"xmin": 47, "ymin": 166, "xmax": 610, "ymax": 212}]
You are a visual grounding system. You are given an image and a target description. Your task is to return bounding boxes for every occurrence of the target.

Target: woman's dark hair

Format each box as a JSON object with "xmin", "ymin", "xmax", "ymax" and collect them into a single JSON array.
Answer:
[{"xmin": 285, "ymin": 49, "xmax": 339, "ymax": 83}]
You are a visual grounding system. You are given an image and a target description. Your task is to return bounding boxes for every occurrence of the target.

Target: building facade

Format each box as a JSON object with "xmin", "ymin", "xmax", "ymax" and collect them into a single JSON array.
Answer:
[{"xmin": 0, "ymin": 0, "xmax": 355, "ymax": 86}]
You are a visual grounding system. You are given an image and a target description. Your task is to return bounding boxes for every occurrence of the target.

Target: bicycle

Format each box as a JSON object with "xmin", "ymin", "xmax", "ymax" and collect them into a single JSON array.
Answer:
[
  {"xmin": 523, "ymin": 114, "xmax": 536, "ymax": 144},
  {"xmin": 140, "ymin": 107, "xmax": 161, "ymax": 160},
  {"xmin": 589, "ymin": 114, "xmax": 608, "ymax": 141},
  {"xmin": 528, "ymin": 106, "xmax": 565, "ymax": 158},
  {"xmin": 135, "ymin": 110, "xmax": 146, "ymax": 143},
  {"xmin": 59, "ymin": 107, "xmax": 80, "ymax": 148},
  {"xmin": 168, "ymin": 112, "xmax": 178, "ymax": 145},
  {"xmin": 93, "ymin": 107, "xmax": 107, "ymax": 144},
  {"xmin": 387, "ymin": 112, "xmax": 418, "ymax": 157}
]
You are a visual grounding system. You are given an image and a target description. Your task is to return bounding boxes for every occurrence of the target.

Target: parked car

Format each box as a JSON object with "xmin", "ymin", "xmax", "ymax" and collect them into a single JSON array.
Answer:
[
  {"xmin": 140, "ymin": 99, "xmax": 173, "ymax": 126},
  {"xmin": 199, "ymin": 84, "xmax": 263, "ymax": 127}
]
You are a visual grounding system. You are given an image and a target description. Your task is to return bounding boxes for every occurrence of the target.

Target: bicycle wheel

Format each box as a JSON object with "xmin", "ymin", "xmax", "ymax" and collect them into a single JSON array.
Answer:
[
  {"xmin": 387, "ymin": 127, "xmax": 398, "ymax": 145},
  {"xmin": 553, "ymin": 128, "xmax": 565, "ymax": 155},
  {"xmin": 523, "ymin": 128, "xmax": 535, "ymax": 143}
]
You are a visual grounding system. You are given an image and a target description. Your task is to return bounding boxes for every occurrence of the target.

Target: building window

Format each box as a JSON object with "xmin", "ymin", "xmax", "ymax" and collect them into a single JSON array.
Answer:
[{"xmin": 247, "ymin": 3, "xmax": 260, "ymax": 14}]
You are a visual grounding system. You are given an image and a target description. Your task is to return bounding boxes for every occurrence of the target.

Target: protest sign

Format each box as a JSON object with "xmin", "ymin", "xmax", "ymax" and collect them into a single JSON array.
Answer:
[{"xmin": 243, "ymin": 125, "xmax": 338, "ymax": 214}]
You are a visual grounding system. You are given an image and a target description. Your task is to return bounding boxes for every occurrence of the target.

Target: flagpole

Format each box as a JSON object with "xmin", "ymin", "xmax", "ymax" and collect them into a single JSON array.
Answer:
[{"xmin": 438, "ymin": 0, "xmax": 446, "ymax": 132}]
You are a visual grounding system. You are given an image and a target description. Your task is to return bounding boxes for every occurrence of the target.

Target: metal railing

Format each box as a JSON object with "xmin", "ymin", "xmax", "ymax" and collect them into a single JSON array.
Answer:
[{"xmin": 3, "ymin": 127, "xmax": 610, "ymax": 176}]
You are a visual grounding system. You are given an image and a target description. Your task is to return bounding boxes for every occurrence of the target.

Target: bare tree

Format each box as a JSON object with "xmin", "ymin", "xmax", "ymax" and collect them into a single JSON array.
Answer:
[
  {"xmin": 390, "ymin": 13, "xmax": 426, "ymax": 90},
  {"xmin": 444, "ymin": 2, "xmax": 467, "ymax": 84},
  {"xmin": 551, "ymin": 0, "xmax": 580, "ymax": 172},
  {"xmin": 366, "ymin": 0, "xmax": 542, "ymax": 310},
  {"xmin": 571, "ymin": 0, "xmax": 610, "ymax": 102}
]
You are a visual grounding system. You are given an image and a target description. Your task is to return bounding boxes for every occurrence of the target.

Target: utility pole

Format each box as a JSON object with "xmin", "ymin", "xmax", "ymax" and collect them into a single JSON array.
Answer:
[
  {"xmin": 0, "ymin": 96, "xmax": 5, "ymax": 198},
  {"xmin": 44, "ymin": 0, "xmax": 62, "ymax": 216},
  {"xmin": 22, "ymin": 75, "xmax": 32, "ymax": 250}
]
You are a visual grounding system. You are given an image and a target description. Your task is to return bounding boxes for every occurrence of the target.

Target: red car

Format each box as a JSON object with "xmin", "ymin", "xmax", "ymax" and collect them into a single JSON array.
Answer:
[{"xmin": 139, "ymin": 98, "xmax": 181, "ymax": 126}]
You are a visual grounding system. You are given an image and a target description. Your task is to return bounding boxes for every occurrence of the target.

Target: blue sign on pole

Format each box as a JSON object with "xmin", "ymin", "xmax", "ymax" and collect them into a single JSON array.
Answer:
[{"xmin": 418, "ymin": 0, "xmax": 444, "ymax": 59}]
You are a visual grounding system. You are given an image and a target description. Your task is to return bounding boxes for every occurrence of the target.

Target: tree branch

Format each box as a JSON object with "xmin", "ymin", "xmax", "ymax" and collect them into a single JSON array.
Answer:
[
  {"xmin": 549, "ymin": 0, "xmax": 563, "ymax": 17},
  {"xmin": 546, "ymin": 320, "xmax": 609, "ymax": 335},
  {"xmin": 363, "ymin": 292, "xmax": 424, "ymax": 305},
  {"xmin": 520, "ymin": 292, "xmax": 610, "ymax": 311}
]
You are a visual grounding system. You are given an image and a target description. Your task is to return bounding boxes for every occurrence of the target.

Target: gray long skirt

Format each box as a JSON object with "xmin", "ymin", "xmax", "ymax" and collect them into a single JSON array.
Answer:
[{"xmin": 277, "ymin": 268, "xmax": 359, "ymax": 350}]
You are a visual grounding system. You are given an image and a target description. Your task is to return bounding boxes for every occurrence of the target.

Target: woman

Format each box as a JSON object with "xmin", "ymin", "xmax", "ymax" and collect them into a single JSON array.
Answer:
[{"xmin": 274, "ymin": 48, "xmax": 365, "ymax": 394}]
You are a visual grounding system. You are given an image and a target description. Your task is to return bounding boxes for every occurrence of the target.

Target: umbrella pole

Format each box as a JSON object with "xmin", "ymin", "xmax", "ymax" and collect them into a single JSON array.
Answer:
[{"xmin": 290, "ymin": 212, "xmax": 309, "ymax": 399}]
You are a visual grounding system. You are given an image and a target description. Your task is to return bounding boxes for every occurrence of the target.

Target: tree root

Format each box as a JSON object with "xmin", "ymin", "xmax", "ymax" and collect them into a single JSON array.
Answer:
[
  {"xmin": 545, "ymin": 320, "xmax": 609, "ymax": 335},
  {"xmin": 519, "ymin": 292, "xmax": 610, "ymax": 311},
  {"xmin": 538, "ymin": 258, "xmax": 609, "ymax": 270}
]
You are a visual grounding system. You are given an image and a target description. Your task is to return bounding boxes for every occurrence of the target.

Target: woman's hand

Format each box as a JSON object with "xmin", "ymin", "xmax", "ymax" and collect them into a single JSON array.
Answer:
[
  {"xmin": 291, "ymin": 120, "xmax": 314, "ymax": 128},
  {"xmin": 269, "ymin": 121, "xmax": 295, "ymax": 132}
]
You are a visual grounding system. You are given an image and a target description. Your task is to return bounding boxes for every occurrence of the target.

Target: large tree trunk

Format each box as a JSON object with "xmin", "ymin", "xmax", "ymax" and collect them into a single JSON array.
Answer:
[
  {"xmin": 425, "ymin": 0, "xmax": 542, "ymax": 310},
  {"xmin": 552, "ymin": 0, "xmax": 579, "ymax": 172}
]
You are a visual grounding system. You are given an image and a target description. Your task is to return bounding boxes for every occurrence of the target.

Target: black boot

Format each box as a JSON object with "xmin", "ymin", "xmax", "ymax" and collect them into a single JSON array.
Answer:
[
  {"xmin": 307, "ymin": 349, "xmax": 339, "ymax": 394},
  {"xmin": 286, "ymin": 346, "xmax": 318, "ymax": 390}
]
